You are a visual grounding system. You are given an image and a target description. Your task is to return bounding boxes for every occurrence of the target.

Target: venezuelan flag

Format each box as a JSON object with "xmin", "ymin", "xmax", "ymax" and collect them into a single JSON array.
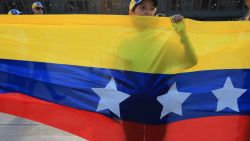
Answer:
[{"xmin": 0, "ymin": 15, "xmax": 250, "ymax": 141}]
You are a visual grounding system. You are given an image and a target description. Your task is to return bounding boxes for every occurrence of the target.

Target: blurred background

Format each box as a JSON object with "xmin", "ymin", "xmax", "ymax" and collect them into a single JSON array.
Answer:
[{"xmin": 0, "ymin": 0, "xmax": 248, "ymax": 20}]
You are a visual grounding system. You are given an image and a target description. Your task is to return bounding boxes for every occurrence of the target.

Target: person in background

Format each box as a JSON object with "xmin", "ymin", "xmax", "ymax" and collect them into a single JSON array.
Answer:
[
  {"xmin": 32, "ymin": 1, "xmax": 44, "ymax": 15},
  {"xmin": 8, "ymin": 9, "xmax": 22, "ymax": 15},
  {"xmin": 245, "ymin": 0, "xmax": 250, "ymax": 20},
  {"xmin": 129, "ymin": 0, "xmax": 183, "ymax": 23}
]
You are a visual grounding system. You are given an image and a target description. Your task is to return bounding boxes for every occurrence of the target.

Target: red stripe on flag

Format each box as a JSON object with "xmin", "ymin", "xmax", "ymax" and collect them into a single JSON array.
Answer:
[
  {"xmin": 0, "ymin": 93, "xmax": 249, "ymax": 141},
  {"xmin": 165, "ymin": 115, "xmax": 250, "ymax": 141},
  {"xmin": 0, "ymin": 93, "xmax": 126, "ymax": 141}
]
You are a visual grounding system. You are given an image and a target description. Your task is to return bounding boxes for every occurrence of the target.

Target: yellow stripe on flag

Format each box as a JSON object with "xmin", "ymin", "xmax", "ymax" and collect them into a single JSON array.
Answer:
[{"xmin": 0, "ymin": 15, "xmax": 250, "ymax": 74}]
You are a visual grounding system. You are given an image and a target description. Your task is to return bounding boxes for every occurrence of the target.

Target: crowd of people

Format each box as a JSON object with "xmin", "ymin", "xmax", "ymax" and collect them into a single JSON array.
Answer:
[
  {"xmin": 7, "ymin": 0, "xmax": 183, "ymax": 23},
  {"xmin": 7, "ymin": 0, "xmax": 249, "ymax": 21},
  {"xmin": 8, "ymin": 1, "xmax": 44, "ymax": 15}
]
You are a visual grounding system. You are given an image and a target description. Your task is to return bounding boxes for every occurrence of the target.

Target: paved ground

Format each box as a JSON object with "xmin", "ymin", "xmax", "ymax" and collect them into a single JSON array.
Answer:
[{"xmin": 0, "ymin": 113, "xmax": 87, "ymax": 141}]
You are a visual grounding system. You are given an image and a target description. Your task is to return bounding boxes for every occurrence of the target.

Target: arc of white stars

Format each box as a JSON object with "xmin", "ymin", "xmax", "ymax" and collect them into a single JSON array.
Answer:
[
  {"xmin": 212, "ymin": 77, "xmax": 247, "ymax": 112},
  {"xmin": 157, "ymin": 83, "xmax": 191, "ymax": 119},
  {"xmin": 91, "ymin": 78, "xmax": 130, "ymax": 117}
]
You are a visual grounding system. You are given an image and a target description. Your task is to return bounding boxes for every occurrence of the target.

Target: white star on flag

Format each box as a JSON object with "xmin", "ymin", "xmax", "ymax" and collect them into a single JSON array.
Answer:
[
  {"xmin": 157, "ymin": 83, "xmax": 191, "ymax": 119},
  {"xmin": 91, "ymin": 78, "xmax": 130, "ymax": 117},
  {"xmin": 212, "ymin": 77, "xmax": 247, "ymax": 112}
]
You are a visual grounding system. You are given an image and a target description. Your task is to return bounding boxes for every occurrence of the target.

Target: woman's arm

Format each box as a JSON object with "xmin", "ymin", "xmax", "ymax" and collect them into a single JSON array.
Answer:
[{"xmin": 172, "ymin": 20, "xmax": 197, "ymax": 68}]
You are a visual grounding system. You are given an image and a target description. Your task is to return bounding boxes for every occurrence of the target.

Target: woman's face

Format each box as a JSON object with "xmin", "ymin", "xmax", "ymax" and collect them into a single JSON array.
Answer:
[{"xmin": 130, "ymin": 0, "xmax": 156, "ymax": 16}]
